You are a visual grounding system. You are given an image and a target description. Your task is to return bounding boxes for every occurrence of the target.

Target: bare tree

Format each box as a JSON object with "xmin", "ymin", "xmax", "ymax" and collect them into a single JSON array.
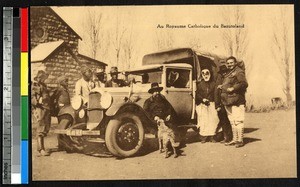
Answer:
[
  {"xmin": 122, "ymin": 28, "xmax": 137, "ymax": 70},
  {"xmin": 112, "ymin": 8, "xmax": 127, "ymax": 67},
  {"xmin": 155, "ymin": 30, "xmax": 174, "ymax": 50},
  {"xmin": 272, "ymin": 7, "xmax": 294, "ymax": 106},
  {"xmin": 220, "ymin": 6, "xmax": 252, "ymax": 77},
  {"xmin": 81, "ymin": 9, "xmax": 103, "ymax": 59},
  {"xmin": 188, "ymin": 36, "xmax": 203, "ymax": 51}
]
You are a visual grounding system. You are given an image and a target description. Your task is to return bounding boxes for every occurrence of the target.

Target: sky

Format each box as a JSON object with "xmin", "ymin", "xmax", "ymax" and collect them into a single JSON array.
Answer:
[{"xmin": 51, "ymin": 5, "xmax": 295, "ymax": 106}]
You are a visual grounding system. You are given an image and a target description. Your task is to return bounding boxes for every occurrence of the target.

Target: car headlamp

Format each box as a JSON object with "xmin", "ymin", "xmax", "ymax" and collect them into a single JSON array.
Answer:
[
  {"xmin": 78, "ymin": 109, "xmax": 85, "ymax": 118},
  {"xmin": 100, "ymin": 92, "xmax": 112, "ymax": 109},
  {"xmin": 71, "ymin": 95, "xmax": 83, "ymax": 110}
]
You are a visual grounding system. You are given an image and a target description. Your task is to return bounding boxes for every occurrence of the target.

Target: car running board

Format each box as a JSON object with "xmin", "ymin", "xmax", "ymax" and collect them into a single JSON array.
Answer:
[{"xmin": 53, "ymin": 129, "xmax": 101, "ymax": 136}]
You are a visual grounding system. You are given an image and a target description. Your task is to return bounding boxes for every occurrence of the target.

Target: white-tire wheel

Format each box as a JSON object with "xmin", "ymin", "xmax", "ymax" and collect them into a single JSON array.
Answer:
[{"xmin": 105, "ymin": 113, "xmax": 144, "ymax": 157}]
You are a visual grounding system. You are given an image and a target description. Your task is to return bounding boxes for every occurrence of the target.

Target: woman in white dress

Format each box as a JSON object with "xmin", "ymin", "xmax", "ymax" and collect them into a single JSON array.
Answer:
[{"xmin": 195, "ymin": 68, "xmax": 219, "ymax": 143}]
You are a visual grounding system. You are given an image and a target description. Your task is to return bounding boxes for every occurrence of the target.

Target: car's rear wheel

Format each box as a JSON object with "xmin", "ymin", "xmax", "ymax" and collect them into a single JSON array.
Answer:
[{"xmin": 105, "ymin": 113, "xmax": 144, "ymax": 157}]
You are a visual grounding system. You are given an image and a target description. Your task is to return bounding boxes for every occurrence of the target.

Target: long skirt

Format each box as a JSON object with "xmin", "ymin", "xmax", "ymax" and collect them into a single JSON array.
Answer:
[{"xmin": 196, "ymin": 102, "xmax": 219, "ymax": 136}]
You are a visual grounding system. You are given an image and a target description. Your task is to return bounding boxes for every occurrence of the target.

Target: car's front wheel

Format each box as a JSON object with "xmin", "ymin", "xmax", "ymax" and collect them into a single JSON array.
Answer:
[{"xmin": 105, "ymin": 113, "xmax": 144, "ymax": 157}]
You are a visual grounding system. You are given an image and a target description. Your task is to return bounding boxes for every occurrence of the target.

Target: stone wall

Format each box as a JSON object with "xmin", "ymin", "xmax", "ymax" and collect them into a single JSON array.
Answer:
[
  {"xmin": 43, "ymin": 47, "xmax": 81, "ymax": 96},
  {"xmin": 78, "ymin": 55, "xmax": 106, "ymax": 72},
  {"xmin": 30, "ymin": 7, "xmax": 107, "ymax": 97},
  {"xmin": 30, "ymin": 7, "xmax": 79, "ymax": 55}
]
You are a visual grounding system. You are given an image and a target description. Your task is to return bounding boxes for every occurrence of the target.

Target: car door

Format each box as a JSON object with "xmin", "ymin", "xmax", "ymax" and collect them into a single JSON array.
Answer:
[{"xmin": 163, "ymin": 67, "xmax": 193, "ymax": 123}]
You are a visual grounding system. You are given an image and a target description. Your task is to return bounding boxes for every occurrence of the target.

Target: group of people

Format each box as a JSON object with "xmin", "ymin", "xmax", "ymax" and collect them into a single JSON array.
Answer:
[
  {"xmin": 31, "ymin": 55, "xmax": 247, "ymax": 157},
  {"xmin": 31, "ymin": 65, "xmax": 128, "ymax": 156},
  {"xmin": 196, "ymin": 56, "xmax": 248, "ymax": 148},
  {"xmin": 140, "ymin": 55, "xmax": 248, "ymax": 158},
  {"xmin": 75, "ymin": 65, "xmax": 128, "ymax": 104}
]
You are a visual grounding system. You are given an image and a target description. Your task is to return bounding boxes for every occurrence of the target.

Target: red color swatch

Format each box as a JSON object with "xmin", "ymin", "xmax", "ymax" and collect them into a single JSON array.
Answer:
[{"xmin": 21, "ymin": 8, "xmax": 28, "ymax": 52}]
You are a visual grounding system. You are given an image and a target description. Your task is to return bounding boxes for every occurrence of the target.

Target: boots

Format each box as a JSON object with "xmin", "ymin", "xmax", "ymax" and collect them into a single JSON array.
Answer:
[
  {"xmin": 165, "ymin": 147, "xmax": 170, "ymax": 158},
  {"xmin": 236, "ymin": 123, "xmax": 244, "ymax": 148},
  {"xmin": 37, "ymin": 136, "xmax": 50, "ymax": 156},
  {"xmin": 220, "ymin": 133, "xmax": 230, "ymax": 143},
  {"xmin": 173, "ymin": 146, "xmax": 178, "ymax": 158},
  {"xmin": 200, "ymin": 136, "xmax": 207, "ymax": 143},
  {"xmin": 209, "ymin": 136, "xmax": 216, "ymax": 143},
  {"xmin": 225, "ymin": 125, "xmax": 237, "ymax": 146}
]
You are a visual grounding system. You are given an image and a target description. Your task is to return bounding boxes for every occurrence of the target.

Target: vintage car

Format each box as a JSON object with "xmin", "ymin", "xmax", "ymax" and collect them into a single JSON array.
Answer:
[{"xmin": 54, "ymin": 48, "xmax": 227, "ymax": 157}]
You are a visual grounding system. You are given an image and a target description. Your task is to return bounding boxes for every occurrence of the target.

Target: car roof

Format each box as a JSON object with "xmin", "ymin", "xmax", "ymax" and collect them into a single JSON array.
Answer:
[
  {"xmin": 125, "ymin": 63, "xmax": 192, "ymax": 74},
  {"xmin": 164, "ymin": 63, "xmax": 192, "ymax": 68},
  {"xmin": 124, "ymin": 64, "xmax": 162, "ymax": 74}
]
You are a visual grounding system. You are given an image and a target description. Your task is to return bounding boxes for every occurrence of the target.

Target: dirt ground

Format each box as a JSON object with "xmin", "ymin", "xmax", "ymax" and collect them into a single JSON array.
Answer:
[{"xmin": 32, "ymin": 109, "xmax": 297, "ymax": 180}]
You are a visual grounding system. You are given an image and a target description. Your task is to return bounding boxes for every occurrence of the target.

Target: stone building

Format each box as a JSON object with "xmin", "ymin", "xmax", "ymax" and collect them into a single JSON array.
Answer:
[{"xmin": 30, "ymin": 6, "xmax": 107, "ymax": 95}]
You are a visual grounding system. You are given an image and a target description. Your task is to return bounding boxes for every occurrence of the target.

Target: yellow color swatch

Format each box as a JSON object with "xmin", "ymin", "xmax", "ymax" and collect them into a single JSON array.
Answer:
[{"xmin": 21, "ymin": 52, "xmax": 28, "ymax": 96}]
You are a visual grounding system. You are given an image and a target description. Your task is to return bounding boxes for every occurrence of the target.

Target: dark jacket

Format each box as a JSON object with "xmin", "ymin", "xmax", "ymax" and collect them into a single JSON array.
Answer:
[
  {"xmin": 215, "ymin": 73, "xmax": 224, "ymax": 108},
  {"xmin": 143, "ymin": 94, "xmax": 177, "ymax": 124},
  {"xmin": 221, "ymin": 66, "xmax": 248, "ymax": 106},
  {"xmin": 195, "ymin": 80, "xmax": 216, "ymax": 106},
  {"xmin": 57, "ymin": 86, "xmax": 71, "ymax": 110},
  {"xmin": 31, "ymin": 81, "xmax": 50, "ymax": 110}
]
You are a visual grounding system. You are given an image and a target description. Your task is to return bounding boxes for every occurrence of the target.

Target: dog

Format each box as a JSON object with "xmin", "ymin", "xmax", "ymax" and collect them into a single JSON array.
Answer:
[{"xmin": 156, "ymin": 115, "xmax": 179, "ymax": 158}]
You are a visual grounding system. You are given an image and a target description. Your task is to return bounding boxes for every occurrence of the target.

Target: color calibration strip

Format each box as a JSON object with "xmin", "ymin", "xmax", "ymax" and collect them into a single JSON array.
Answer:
[
  {"xmin": 12, "ymin": 7, "xmax": 21, "ymax": 184},
  {"xmin": 21, "ymin": 7, "xmax": 29, "ymax": 184},
  {"xmin": 2, "ymin": 7, "xmax": 28, "ymax": 184},
  {"xmin": 2, "ymin": 7, "xmax": 13, "ymax": 184}
]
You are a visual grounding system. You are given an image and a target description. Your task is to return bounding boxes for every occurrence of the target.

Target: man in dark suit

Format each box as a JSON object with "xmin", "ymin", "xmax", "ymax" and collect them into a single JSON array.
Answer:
[
  {"xmin": 143, "ymin": 82, "xmax": 179, "ymax": 158},
  {"xmin": 215, "ymin": 65, "xmax": 232, "ymax": 143}
]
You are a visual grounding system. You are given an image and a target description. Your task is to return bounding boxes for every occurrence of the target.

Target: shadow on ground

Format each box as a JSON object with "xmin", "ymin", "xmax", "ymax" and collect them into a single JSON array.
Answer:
[
  {"xmin": 138, "ymin": 136, "xmax": 186, "ymax": 158},
  {"xmin": 46, "ymin": 128, "xmax": 261, "ymax": 158},
  {"xmin": 244, "ymin": 128, "xmax": 259, "ymax": 134},
  {"xmin": 49, "ymin": 141, "xmax": 114, "ymax": 158},
  {"xmin": 243, "ymin": 137, "xmax": 261, "ymax": 145}
]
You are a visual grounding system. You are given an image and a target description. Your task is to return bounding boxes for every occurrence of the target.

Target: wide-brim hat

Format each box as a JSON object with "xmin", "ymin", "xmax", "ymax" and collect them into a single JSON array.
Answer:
[
  {"xmin": 109, "ymin": 66, "xmax": 120, "ymax": 74},
  {"xmin": 96, "ymin": 67, "xmax": 104, "ymax": 73},
  {"xmin": 81, "ymin": 65, "xmax": 91, "ymax": 74},
  {"xmin": 34, "ymin": 70, "xmax": 49, "ymax": 81},
  {"xmin": 148, "ymin": 82, "xmax": 163, "ymax": 93}
]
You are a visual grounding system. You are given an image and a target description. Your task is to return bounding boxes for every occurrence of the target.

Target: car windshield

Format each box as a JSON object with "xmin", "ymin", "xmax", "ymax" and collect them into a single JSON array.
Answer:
[{"xmin": 128, "ymin": 70, "xmax": 162, "ymax": 84}]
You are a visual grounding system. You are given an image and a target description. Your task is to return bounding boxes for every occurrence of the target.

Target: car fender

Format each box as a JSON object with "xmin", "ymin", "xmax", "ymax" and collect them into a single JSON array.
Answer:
[
  {"xmin": 105, "ymin": 102, "xmax": 125, "ymax": 116},
  {"xmin": 106, "ymin": 102, "xmax": 157, "ymax": 130}
]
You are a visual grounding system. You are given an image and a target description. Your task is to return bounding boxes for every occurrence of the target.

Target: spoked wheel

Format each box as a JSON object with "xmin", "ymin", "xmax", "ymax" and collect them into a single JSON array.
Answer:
[
  {"xmin": 105, "ymin": 113, "xmax": 144, "ymax": 157},
  {"xmin": 116, "ymin": 121, "xmax": 142, "ymax": 152}
]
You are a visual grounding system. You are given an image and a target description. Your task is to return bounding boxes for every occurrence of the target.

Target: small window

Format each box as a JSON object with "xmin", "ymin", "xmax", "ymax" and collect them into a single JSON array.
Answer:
[
  {"xmin": 36, "ymin": 27, "xmax": 45, "ymax": 38},
  {"xmin": 166, "ymin": 68, "xmax": 191, "ymax": 88}
]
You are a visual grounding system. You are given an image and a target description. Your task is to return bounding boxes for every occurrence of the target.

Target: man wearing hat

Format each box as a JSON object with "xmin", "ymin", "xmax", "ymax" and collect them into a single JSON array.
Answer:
[
  {"xmin": 31, "ymin": 70, "xmax": 51, "ymax": 156},
  {"xmin": 143, "ymin": 82, "xmax": 179, "ymax": 157},
  {"xmin": 56, "ymin": 75, "xmax": 70, "ymax": 112},
  {"xmin": 215, "ymin": 65, "xmax": 232, "ymax": 143},
  {"xmin": 75, "ymin": 65, "xmax": 94, "ymax": 104},
  {"xmin": 94, "ymin": 67, "xmax": 107, "ymax": 87},
  {"xmin": 55, "ymin": 75, "xmax": 71, "ymax": 151},
  {"xmin": 55, "ymin": 75, "xmax": 83, "ymax": 152},
  {"xmin": 105, "ymin": 67, "xmax": 128, "ymax": 87}
]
